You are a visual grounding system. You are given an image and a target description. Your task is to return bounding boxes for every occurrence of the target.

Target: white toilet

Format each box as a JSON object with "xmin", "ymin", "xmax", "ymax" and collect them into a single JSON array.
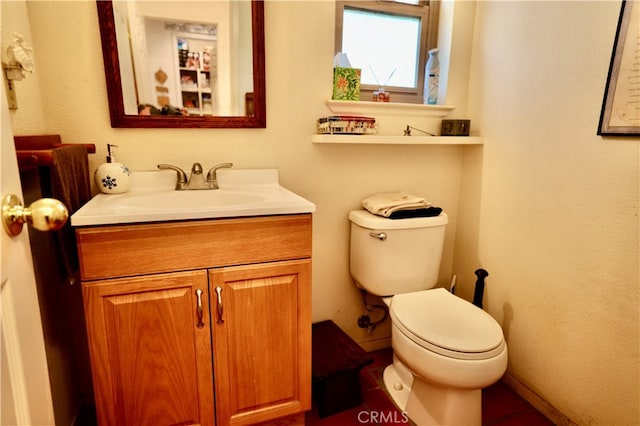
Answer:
[{"xmin": 349, "ymin": 209, "xmax": 508, "ymax": 425}]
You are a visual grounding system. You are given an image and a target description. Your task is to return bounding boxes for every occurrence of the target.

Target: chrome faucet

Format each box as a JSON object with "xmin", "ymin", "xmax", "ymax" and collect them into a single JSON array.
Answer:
[
  {"xmin": 184, "ymin": 162, "xmax": 210, "ymax": 190},
  {"xmin": 157, "ymin": 162, "xmax": 233, "ymax": 190}
]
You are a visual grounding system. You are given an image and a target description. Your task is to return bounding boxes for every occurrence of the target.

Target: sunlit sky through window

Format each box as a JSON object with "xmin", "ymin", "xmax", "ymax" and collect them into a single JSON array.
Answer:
[{"xmin": 341, "ymin": 8, "xmax": 420, "ymax": 89}]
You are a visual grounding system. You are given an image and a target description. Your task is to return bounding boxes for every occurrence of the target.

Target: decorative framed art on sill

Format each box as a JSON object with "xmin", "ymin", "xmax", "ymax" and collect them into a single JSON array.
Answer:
[{"xmin": 598, "ymin": 0, "xmax": 640, "ymax": 136}]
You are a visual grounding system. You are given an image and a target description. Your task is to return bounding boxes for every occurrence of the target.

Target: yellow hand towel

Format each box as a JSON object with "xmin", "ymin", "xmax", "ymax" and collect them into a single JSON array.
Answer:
[{"xmin": 362, "ymin": 192, "xmax": 432, "ymax": 217}]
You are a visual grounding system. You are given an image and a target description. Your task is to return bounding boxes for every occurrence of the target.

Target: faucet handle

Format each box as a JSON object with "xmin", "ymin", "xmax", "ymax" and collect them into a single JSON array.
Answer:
[
  {"xmin": 157, "ymin": 163, "xmax": 188, "ymax": 190},
  {"xmin": 206, "ymin": 162, "xmax": 233, "ymax": 189}
]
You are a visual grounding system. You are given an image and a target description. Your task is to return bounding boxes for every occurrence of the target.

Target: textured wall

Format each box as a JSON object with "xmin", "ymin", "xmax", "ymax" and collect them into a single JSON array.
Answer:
[{"xmin": 460, "ymin": 1, "xmax": 639, "ymax": 424}]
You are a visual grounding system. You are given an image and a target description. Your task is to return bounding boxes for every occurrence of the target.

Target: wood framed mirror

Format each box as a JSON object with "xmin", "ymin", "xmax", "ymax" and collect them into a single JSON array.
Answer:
[{"xmin": 97, "ymin": 0, "xmax": 265, "ymax": 128}]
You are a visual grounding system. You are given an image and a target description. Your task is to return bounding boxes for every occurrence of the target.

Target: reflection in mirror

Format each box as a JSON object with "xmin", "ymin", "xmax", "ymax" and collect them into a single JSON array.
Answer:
[{"xmin": 97, "ymin": 0, "xmax": 265, "ymax": 128}]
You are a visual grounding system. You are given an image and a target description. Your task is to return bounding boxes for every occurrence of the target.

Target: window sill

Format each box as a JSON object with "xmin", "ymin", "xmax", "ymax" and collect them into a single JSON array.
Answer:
[{"xmin": 326, "ymin": 100, "xmax": 455, "ymax": 118}]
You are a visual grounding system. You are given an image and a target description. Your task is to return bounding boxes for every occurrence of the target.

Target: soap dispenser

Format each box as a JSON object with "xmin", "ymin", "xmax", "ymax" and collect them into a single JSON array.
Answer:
[{"xmin": 94, "ymin": 144, "xmax": 132, "ymax": 194}]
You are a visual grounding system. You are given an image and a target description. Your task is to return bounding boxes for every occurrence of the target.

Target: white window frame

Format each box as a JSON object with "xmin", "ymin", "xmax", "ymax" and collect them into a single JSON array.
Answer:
[{"xmin": 335, "ymin": 0, "xmax": 439, "ymax": 104}]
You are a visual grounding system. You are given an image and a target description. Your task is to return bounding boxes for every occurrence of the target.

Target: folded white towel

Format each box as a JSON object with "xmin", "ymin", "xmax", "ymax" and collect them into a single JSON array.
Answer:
[{"xmin": 362, "ymin": 192, "xmax": 433, "ymax": 217}]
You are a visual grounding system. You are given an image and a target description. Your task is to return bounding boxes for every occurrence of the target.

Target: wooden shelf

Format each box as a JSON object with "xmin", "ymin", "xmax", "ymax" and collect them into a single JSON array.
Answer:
[{"xmin": 311, "ymin": 134, "xmax": 483, "ymax": 145}]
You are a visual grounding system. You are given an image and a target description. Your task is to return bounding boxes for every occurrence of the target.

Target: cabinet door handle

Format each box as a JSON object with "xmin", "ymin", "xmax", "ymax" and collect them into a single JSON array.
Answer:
[
  {"xmin": 215, "ymin": 286, "xmax": 224, "ymax": 324},
  {"xmin": 195, "ymin": 288, "xmax": 205, "ymax": 329}
]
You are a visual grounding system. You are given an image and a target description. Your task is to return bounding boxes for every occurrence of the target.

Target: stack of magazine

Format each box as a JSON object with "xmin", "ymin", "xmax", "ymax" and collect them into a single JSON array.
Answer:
[{"xmin": 317, "ymin": 116, "xmax": 377, "ymax": 135}]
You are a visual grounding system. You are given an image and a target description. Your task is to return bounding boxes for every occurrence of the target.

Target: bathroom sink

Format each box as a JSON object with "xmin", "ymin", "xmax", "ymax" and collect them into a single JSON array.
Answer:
[
  {"xmin": 71, "ymin": 169, "xmax": 316, "ymax": 226},
  {"xmin": 118, "ymin": 189, "xmax": 266, "ymax": 210}
]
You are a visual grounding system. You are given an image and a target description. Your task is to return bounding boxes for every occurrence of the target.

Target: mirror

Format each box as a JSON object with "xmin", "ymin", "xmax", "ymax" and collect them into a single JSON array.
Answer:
[{"xmin": 97, "ymin": 0, "xmax": 265, "ymax": 128}]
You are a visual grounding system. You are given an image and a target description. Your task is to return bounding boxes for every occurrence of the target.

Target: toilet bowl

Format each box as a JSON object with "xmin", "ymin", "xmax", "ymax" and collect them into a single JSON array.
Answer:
[
  {"xmin": 348, "ymin": 209, "xmax": 508, "ymax": 425},
  {"xmin": 382, "ymin": 288, "xmax": 507, "ymax": 425}
]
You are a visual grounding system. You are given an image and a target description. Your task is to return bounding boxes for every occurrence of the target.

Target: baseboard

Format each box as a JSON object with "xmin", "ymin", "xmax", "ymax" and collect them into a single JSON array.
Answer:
[
  {"xmin": 359, "ymin": 337, "xmax": 391, "ymax": 352},
  {"xmin": 502, "ymin": 373, "xmax": 577, "ymax": 426}
]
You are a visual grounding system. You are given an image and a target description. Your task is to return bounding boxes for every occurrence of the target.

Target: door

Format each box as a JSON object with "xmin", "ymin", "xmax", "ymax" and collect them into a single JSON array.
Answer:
[
  {"xmin": 209, "ymin": 260, "xmax": 312, "ymax": 425},
  {"xmin": 82, "ymin": 270, "xmax": 214, "ymax": 426},
  {"xmin": 1, "ymin": 78, "xmax": 55, "ymax": 423}
]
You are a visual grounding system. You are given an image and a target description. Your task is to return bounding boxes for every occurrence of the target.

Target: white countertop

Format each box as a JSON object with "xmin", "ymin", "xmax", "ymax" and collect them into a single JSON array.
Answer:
[{"xmin": 71, "ymin": 169, "xmax": 316, "ymax": 227}]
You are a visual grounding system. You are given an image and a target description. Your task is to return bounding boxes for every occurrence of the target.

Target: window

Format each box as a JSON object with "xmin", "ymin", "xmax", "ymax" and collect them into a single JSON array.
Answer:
[{"xmin": 335, "ymin": 0, "xmax": 438, "ymax": 104}]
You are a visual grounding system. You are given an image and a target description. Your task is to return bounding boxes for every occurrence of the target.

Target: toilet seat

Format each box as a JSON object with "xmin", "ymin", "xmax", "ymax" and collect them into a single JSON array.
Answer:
[{"xmin": 390, "ymin": 288, "xmax": 506, "ymax": 360}]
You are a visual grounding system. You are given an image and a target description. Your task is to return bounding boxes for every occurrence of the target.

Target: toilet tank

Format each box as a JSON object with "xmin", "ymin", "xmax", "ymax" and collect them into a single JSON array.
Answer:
[{"xmin": 349, "ymin": 210, "xmax": 448, "ymax": 297}]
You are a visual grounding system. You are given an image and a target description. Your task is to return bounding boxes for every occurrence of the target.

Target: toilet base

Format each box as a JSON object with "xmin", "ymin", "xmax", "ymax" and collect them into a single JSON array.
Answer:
[
  {"xmin": 383, "ymin": 362, "xmax": 412, "ymax": 411},
  {"xmin": 383, "ymin": 358, "xmax": 481, "ymax": 425}
]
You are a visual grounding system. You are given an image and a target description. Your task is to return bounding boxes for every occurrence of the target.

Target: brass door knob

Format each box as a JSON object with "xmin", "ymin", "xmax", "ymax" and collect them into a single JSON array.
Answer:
[{"xmin": 2, "ymin": 194, "xmax": 68, "ymax": 237}]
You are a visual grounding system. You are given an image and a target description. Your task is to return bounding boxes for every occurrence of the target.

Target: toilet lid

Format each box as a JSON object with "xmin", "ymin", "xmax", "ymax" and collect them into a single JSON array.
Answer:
[{"xmin": 390, "ymin": 288, "xmax": 506, "ymax": 360}]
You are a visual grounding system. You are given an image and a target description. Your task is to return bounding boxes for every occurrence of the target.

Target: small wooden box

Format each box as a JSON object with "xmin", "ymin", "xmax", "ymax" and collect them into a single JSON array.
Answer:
[
  {"xmin": 441, "ymin": 119, "xmax": 471, "ymax": 136},
  {"xmin": 312, "ymin": 320, "xmax": 373, "ymax": 418}
]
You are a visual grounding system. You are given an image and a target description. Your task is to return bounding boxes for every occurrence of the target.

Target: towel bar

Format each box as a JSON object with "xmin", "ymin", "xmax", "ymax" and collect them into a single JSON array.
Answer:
[{"xmin": 15, "ymin": 134, "xmax": 95, "ymax": 171}]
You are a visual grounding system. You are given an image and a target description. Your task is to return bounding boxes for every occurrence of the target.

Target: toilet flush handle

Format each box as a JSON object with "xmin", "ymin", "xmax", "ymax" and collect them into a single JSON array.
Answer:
[{"xmin": 369, "ymin": 231, "xmax": 387, "ymax": 241}]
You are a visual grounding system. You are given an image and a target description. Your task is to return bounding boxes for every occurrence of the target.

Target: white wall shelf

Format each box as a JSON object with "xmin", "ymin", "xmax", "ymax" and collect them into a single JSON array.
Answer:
[
  {"xmin": 318, "ymin": 100, "xmax": 481, "ymax": 144},
  {"xmin": 311, "ymin": 134, "xmax": 483, "ymax": 145}
]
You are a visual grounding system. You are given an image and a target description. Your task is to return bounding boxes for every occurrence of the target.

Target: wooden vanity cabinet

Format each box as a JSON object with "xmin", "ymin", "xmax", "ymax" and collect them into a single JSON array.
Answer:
[{"xmin": 76, "ymin": 214, "xmax": 312, "ymax": 426}]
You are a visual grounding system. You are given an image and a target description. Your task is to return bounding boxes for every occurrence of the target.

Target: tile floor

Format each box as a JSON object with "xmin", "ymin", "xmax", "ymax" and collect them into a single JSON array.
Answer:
[{"xmin": 306, "ymin": 348, "xmax": 555, "ymax": 426}]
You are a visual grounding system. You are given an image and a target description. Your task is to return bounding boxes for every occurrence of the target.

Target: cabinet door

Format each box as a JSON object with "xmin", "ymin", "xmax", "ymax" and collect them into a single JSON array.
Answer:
[
  {"xmin": 209, "ymin": 260, "xmax": 311, "ymax": 425},
  {"xmin": 83, "ymin": 271, "xmax": 214, "ymax": 426}
]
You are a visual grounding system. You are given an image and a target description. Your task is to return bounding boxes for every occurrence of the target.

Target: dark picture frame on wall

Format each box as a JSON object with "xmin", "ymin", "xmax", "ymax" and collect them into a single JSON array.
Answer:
[{"xmin": 598, "ymin": 0, "xmax": 640, "ymax": 136}]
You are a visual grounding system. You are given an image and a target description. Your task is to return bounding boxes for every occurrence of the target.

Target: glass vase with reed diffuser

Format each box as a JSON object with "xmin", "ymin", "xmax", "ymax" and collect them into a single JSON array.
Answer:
[{"xmin": 370, "ymin": 67, "xmax": 396, "ymax": 102}]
